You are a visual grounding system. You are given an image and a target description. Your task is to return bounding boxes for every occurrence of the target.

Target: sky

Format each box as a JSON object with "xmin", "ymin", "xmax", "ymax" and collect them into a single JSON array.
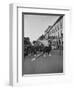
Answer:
[{"xmin": 24, "ymin": 14, "xmax": 60, "ymax": 42}]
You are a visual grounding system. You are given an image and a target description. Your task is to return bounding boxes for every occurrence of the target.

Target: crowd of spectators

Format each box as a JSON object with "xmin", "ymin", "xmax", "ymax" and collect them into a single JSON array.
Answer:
[{"xmin": 24, "ymin": 37, "xmax": 52, "ymax": 57}]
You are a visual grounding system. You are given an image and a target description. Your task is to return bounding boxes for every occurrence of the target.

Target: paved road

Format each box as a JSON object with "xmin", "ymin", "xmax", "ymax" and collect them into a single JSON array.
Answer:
[{"xmin": 23, "ymin": 50, "xmax": 63, "ymax": 75}]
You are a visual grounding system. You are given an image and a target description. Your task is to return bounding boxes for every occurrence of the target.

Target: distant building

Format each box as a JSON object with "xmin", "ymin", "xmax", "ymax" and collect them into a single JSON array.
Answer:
[{"xmin": 44, "ymin": 26, "xmax": 51, "ymax": 39}]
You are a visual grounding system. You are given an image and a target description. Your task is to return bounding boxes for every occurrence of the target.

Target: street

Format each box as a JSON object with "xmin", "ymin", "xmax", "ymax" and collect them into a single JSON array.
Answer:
[{"xmin": 23, "ymin": 49, "xmax": 63, "ymax": 75}]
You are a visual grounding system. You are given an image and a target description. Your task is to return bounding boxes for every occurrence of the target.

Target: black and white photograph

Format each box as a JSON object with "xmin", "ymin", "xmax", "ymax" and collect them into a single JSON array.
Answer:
[
  {"xmin": 9, "ymin": 4, "xmax": 71, "ymax": 86},
  {"xmin": 22, "ymin": 13, "xmax": 64, "ymax": 75}
]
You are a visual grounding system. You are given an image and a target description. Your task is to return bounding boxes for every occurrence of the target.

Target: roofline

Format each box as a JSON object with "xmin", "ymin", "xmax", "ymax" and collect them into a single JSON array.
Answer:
[{"xmin": 45, "ymin": 15, "xmax": 64, "ymax": 34}]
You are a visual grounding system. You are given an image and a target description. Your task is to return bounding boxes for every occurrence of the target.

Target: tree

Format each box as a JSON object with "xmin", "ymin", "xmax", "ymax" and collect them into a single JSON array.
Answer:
[{"xmin": 24, "ymin": 37, "xmax": 31, "ymax": 45}]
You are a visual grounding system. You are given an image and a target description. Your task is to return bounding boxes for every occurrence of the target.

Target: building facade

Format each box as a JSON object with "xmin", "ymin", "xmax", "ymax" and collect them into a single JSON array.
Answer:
[{"xmin": 45, "ymin": 16, "xmax": 63, "ymax": 49}]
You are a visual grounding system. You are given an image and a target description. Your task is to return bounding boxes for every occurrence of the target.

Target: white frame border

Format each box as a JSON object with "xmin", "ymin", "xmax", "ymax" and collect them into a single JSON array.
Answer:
[{"xmin": 9, "ymin": 4, "xmax": 71, "ymax": 86}]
